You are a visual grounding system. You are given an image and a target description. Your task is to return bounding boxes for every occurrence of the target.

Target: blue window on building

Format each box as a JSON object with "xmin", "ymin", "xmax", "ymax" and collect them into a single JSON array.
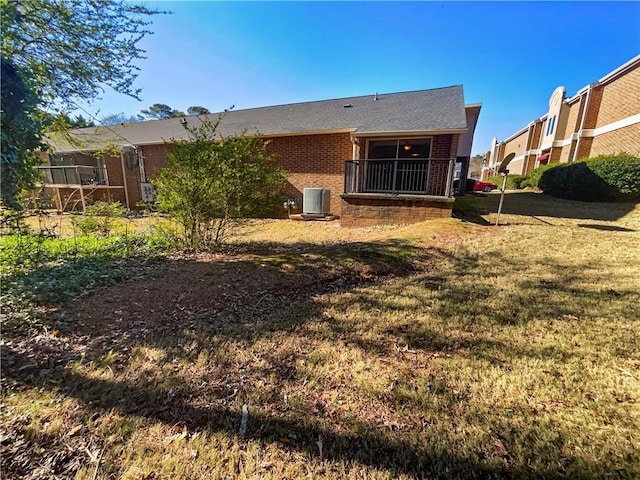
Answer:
[{"xmin": 546, "ymin": 115, "xmax": 557, "ymax": 136}]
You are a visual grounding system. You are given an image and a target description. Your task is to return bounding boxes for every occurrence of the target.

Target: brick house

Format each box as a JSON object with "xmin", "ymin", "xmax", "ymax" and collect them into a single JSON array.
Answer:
[
  {"xmin": 40, "ymin": 86, "xmax": 481, "ymax": 226},
  {"xmin": 483, "ymin": 54, "xmax": 640, "ymax": 179}
]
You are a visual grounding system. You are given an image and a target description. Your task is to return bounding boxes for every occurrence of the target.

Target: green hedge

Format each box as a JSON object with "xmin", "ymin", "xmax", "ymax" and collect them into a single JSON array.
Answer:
[
  {"xmin": 487, "ymin": 174, "xmax": 529, "ymax": 190},
  {"xmin": 538, "ymin": 153, "xmax": 640, "ymax": 202},
  {"xmin": 523, "ymin": 163, "xmax": 560, "ymax": 188}
]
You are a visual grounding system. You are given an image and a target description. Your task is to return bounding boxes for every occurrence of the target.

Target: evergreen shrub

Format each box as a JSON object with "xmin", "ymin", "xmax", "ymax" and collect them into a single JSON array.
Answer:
[{"xmin": 538, "ymin": 153, "xmax": 640, "ymax": 201}]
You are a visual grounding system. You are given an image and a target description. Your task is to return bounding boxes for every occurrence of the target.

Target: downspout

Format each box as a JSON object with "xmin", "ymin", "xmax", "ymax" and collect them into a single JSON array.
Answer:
[
  {"xmin": 120, "ymin": 150, "xmax": 130, "ymax": 210},
  {"xmin": 488, "ymin": 137, "xmax": 498, "ymax": 178},
  {"xmin": 572, "ymin": 84, "xmax": 594, "ymax": 163},
  {"xmin": 525, "ymin": 123, "xmax": 534, "ymax": 174},
  {"xmin": 138, "ymin": 147, "xmax": 146, "ymax": 183},
  {"xmin": 349, "ymin": 136, "xmax": 360, "ymax": 194},
  {"xmin": 351, "ymin": 136, "xmax": 359, "ymax": 160}
]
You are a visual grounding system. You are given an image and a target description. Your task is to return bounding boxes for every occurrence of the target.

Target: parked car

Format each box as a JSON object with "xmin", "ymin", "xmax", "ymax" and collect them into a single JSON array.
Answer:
[
  {"xmin": 453, "ymin": 178, "xmax": 497, "ymax": 193},
  {"xmin": 453, "ymin": 178, "xmax": 477, "ymax": 192},
  {"xmin": 472, "ymin": 181, "xmax": 497, "ymax": 193}
]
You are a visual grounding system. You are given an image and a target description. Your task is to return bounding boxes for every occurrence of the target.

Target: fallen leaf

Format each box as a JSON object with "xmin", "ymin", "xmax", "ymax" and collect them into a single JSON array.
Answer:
[
  {"xmin": 84, "ymin": 447, "xmax": 101, "ymax": 463},
  {"xmin": 493, "ymin": 438, "xmax": 509, "ymax": 458},
  {"xmin": 67, "ymin": 425, "xmax": 83, "ymax": 437}
]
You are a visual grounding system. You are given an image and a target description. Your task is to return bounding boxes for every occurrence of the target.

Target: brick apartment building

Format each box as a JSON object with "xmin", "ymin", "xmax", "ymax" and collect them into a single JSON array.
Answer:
[
  {"xmin": 483, "ymin": 55, "xmax": 640, "ymax": 178},
  {"xmin": 40, "ymin": 86, "xmax": 481, "ymax": 226}
]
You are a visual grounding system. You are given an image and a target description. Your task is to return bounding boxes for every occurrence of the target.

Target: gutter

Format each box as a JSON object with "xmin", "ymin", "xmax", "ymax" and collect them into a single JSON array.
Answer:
[
  {"xmin": 120, "ymin": 151, "xmax": 130, "ymax": 210},
  {"xmin": 353, "ymin": 128, "xmax": 468, "ymax": 138}
]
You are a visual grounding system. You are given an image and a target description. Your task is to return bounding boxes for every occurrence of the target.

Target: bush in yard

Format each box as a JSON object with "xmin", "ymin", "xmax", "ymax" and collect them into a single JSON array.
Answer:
[
  {"xmin": 538, "ymin": 153, "xmax": 640, "ymax": 201},
  {"xmin": 522, "ymin": 163, "xmax": 559, "ymax": 188},
  {"xmin": 487, "ymin": 174, "xmax": 528, "ymax": 190},
  {"xmin": 153, "ymin": 117, "xmax": 287, "ymax": 250},
  {"xmin": 70, "ymin": 201, "xmax": 126, "ymax": 236}
]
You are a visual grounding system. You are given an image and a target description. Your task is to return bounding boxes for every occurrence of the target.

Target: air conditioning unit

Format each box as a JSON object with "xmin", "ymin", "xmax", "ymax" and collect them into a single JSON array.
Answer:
[{"xmin": 303, "ymin": 188, "xmax": 331, "ymax": 215}]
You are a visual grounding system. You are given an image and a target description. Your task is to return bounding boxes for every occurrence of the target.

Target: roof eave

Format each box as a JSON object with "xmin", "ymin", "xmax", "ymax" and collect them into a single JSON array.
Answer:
[
  {"xmin": 352, "ymin": 128, "xmax": 468, "ymax": 138},
  {"xmin": 259, "ymin": 128, "xmax": 357, "ymax": 138},
  {"xmin": 46, "ymin": 128, "xmax": 361, "ymax": 152}
]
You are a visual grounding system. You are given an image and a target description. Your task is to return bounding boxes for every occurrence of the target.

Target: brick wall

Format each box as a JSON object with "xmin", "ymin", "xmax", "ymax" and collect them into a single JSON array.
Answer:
[
  {"xmin": 591, "ymin": 123, "xmax": 640, "ymax": 156},
  {"xmin": 503, "ymin": 130, "xmax": 528, "ymax": 159},
  {"xmin": 561, "ymin": 100, "xmax": 582, "ymax": 140},
  {"xmin": 583, "ymin": 87, "xmax": 603, "ymax": 130},
  {"xmin": 94, "ymin": 132, "xmax": 460, "ymax": 215},
  {"xmin": 576, "ymin": 137, "xmax": 594, "ymax": 160},
  {"xmin": 531, "ymin": 121, "xmax": 543, "ymax": 150},
  {"xmin": 490, "ymin": 61, "xmax": 639, "ymax": 168},
  {"xmin": 53, "ymin": 187, "xmax": 126, "ymax": 211},
  {"xmin": 87, "ymin": 144, "xmax": 174, "ymax": 209},
  {"xmin": 523, "ymin": 154, "xmax": 537, "ymax": 175},
  {"xmin": 432, "ymin": 134, "xmax": 456, "ymax": 158},
  {"xmin": 340, "ymin": 195, "xmax": 453, "ymax": 227},
  {"xmin": 550, "ymin": 146, "xmax": 563, "ymax": 163},
  {"xmin": 102, "ymin": 153, "xmax": 134, "ymax": 207},
  {"xmin": 449, "ymin": 134, "xmax": 459, "ymax": 158},
  {"xmin": 134, "ymin": 136, "xmax": 351, "ymax": 213},
  {"xmin": 123, "ymin": 155, "xmax": 142, "ymax": 206},
  {"xmin": 141, "ymin": 144, "xmax": 173, "ymax": 180},
  {"xmin": 104, "ymin": 155, "xmax": 124, "ymax": 187},
  {"xmin": 265, "ymin": 133, "xmax": 352, "ymax": 214},
  {"xmin": 507, "ymin": 159, "xmax": 524, "ymax": 175},
  {"xmin": 595, "ymin": 65, "xmax": 640, "ymax": 127},
  {"xmin": 559, "ymin": 142, "xmax": 576, "ymax": 163}
]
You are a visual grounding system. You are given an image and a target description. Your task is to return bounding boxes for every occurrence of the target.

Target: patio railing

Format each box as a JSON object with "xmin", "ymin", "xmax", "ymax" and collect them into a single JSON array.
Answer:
[
  {"xmin": 36, "ymin": 165, "xmax": 108, "ymax": 186},
  {"xmin": 344, "ymin": 158, "xmax": 455, "ymax": 197}
]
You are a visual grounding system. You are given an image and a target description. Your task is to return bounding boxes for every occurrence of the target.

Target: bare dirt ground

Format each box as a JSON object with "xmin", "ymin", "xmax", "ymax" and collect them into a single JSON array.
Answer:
[{"xmin": 4, "ymin": 216, "xmax": 465, "ymax": 479}]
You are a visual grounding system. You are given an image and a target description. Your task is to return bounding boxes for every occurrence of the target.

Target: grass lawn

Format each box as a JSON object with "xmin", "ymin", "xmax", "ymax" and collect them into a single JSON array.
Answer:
[{"xmin": 2, "ymin": 192, "xmax": 639, "ymax": 479}]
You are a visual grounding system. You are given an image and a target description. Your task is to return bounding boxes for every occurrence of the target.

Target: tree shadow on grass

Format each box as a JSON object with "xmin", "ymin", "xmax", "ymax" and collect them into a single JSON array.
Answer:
[
  {"xmin": 3, "ymin": 239, "xmax": 639, "ymax": 479},
  {"xmin": 4, "ymin": 341, "xmax": 626, "ymax": 480},
  {"xmin": 577, "ymin": 223, "xmax": 636, "ymax": 232},
  {"xmin": 455, "ymin": 191, "xmax": 638, "ymax": 223}
]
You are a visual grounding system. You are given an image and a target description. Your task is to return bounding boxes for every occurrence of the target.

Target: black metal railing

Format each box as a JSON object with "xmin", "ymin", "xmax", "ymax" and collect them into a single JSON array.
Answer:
[
  {"xmin": 344, "ymin": 158, "xmax": 455, "ymax": 197},
  {"xmin": 37, "ymin": 165, "xmax": 108, "ymax": 186}
]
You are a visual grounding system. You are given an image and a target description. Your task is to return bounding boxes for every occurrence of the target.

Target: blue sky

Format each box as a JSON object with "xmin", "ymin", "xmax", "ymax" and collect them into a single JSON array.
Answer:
[{"xmin": 76, "ymin": 1, "xmax": 640, "ymax": 155}]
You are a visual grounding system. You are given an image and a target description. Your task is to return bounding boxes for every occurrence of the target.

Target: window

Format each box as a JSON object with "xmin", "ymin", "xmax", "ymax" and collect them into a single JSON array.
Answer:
[
  {"xmin": 48, "ymin": 152, "xmax": 107, "ymax": 185},
  {"xmin": 367, "ymin": 138, "xmax": 432, "ymax": 159},
  {"xmin": 123, "ymin": 147, "xmax": 139, "ymax": 169},
  {"xmin": 546, "ymin": 115, "xmax": 557, "ymax": 136},
  {"xmin": 49, "ymin": 153, "xmax": 76, "ymax": 166}
]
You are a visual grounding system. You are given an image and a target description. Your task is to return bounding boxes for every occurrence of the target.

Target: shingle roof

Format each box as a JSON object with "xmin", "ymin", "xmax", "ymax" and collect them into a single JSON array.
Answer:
[{"xmin": 48, "ymin": 85, "xmax": 468, "ymax": 152}]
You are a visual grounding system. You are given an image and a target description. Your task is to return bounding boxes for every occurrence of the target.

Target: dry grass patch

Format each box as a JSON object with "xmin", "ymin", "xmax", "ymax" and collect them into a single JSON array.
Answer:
[
  {"xmin": 23, "ymin": 211, "xmax": 472, "ymax": 245},
  {"xmin": 3, "ymin": 195, "xmax": 639, "ymax": 479}
]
